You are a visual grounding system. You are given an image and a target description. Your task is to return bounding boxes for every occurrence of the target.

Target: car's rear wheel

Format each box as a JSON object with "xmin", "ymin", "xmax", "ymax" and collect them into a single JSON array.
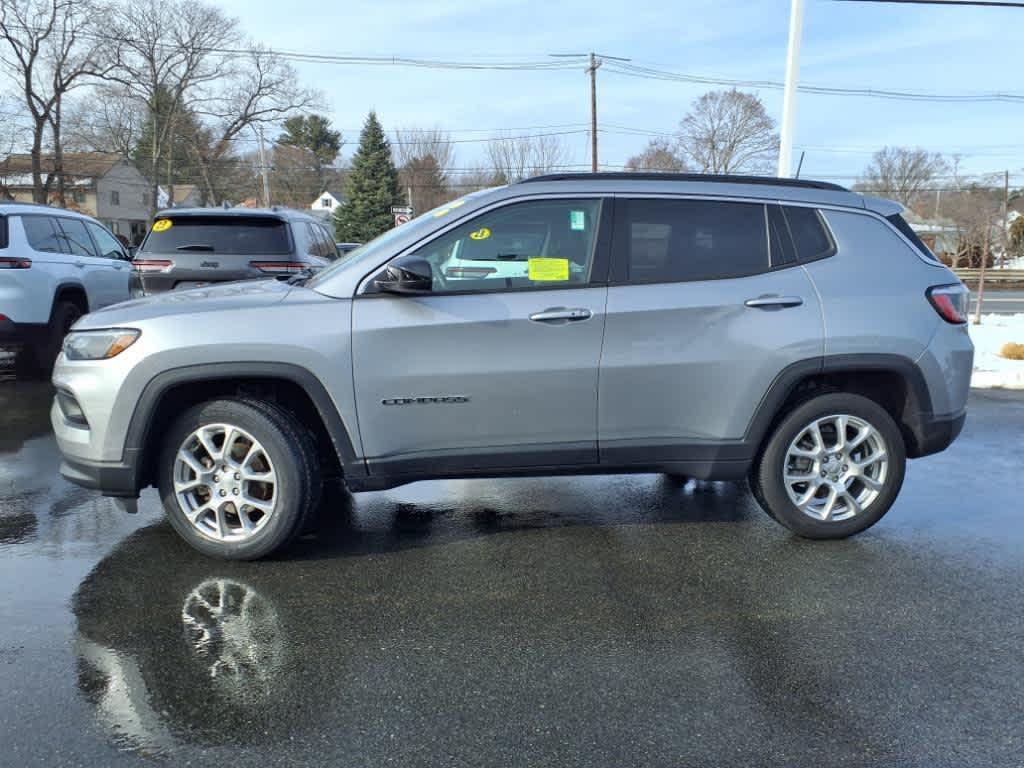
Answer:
[
  {"xmin": 752, "ymin": 393, "xmax": 906, "ymax": 539},
  {"xmin": 158, "ymin": 398, "xmax": 321, "ymax": 560}
]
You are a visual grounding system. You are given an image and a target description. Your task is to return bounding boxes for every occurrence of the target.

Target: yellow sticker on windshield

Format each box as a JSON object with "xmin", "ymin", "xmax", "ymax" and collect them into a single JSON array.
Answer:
[
  {"xmin": 152, "ymin": 219, "xmax": 172, "ymax": 232},
  {"xmin": 469, "ymin": 227, "xmax": 491, "ymax": 240},
  {"xmin": 528, "ymin": 258, "xmax": 569, "ymax": 282},
  {"xmin": 432, "ymin": 198, "xmax": 467, "ymax": 218}
]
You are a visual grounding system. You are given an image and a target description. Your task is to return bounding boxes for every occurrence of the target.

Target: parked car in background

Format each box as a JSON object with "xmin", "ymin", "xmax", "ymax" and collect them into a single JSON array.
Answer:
[
  {"xmin": 335, "ymin": 242, "xmax": 361, "ymax": 258},
  {"xmin": 0, "ymin": 202, "xmax": 131, "ymax": 371},
  {"xmin": 52, "ymin": 174, "xmax": 973, "ymax": 559},
  {"xmin": 130, "ymin": 208, "xmax": 338, "ymax": 296}
]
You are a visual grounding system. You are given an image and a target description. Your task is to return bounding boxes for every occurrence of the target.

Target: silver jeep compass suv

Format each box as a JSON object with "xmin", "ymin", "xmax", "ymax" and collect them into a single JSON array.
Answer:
[{"xmin": 51, "ymin": 174, "xmax": 974, "ymax": 559}]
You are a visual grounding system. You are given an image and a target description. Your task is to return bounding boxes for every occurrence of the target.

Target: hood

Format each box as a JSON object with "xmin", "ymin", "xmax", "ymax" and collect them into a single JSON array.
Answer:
[{"xmin": 75, "ymin": 279, "xmax": 293, "ymax": 329}]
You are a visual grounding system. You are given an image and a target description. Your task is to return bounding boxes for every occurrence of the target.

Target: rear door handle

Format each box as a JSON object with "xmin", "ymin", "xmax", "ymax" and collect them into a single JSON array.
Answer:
[
  {"xmin": 529, "ymin": 307, "xmax": 592, "ymax": 323},
  {"xmin": 74, "ymin": 261, "xmax": 86, "ymax": 269},
  {"xmin": 744, "ymin": 296, "xmax": 803, "ymax": 309}
]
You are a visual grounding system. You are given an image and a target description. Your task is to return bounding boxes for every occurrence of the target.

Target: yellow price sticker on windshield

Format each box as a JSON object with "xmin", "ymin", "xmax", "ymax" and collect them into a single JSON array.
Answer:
[
  {"xmin": 152, "ymin": 219, "xmax": 172, "ymax": 232},
  {"xmin": 469, "ymin": 227, "xmax": 491, "ymax": 240},
  {"xmin": 528, "ymin": 258, "xmax": 569, "ymax": 282},
  {"xmin": 432, "ymin": 198, "xmax": 467, "ymax": 218}
]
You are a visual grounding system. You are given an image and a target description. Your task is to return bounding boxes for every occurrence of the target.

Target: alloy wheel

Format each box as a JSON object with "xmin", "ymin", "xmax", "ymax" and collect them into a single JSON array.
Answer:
[
  {"xmin": 172, "ymin": 423, "xmax": 278, "ymax": 541},
  {"xmin": 782, "ymin": 413, "xmax": 889, "ymax": 522}
]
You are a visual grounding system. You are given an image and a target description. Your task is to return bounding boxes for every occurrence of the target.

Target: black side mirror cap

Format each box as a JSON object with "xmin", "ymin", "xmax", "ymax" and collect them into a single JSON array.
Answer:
[{"xmin": 376, "ymin": 255, "xmax": 433, "ymax": 294}]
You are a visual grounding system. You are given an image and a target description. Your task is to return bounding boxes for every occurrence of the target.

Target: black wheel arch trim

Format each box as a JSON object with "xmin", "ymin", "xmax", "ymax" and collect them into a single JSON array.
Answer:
[
  {"xmin": 122, "ymin": 362, "xmax": 363, "ymax": 494},
  {"xmin": 52, "ymin": 281, "xmax": 90, "ymax": 315},
  {"xmin": 743, "ymin": 352, "xmax": 938, "ymax": 457}
]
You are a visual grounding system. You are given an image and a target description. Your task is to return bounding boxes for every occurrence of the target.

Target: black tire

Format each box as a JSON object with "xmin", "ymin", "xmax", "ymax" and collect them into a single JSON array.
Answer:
[
  {"xmin": 752, "ymin": 393, "xmax": 906, "ymax": 539},
  {"xmin": 17, "ymin": 300, "xmax": 82, "ymax": 375},
  {"xmin": 158, "ymin": 398, "xmax": 321, "ymax": 560}
]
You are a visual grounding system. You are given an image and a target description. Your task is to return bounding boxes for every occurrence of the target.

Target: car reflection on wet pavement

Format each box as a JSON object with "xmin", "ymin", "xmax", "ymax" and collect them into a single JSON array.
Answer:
[{"xmin": 1, "ymin": 371, "xmax": 1022, "ymax": 767}]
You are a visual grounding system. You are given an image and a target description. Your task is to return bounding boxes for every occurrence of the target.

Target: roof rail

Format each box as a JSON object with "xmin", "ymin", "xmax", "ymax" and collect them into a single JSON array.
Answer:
[{"xmin": 518, "ymin": 172, "xmax": 848, "ymax": 192}]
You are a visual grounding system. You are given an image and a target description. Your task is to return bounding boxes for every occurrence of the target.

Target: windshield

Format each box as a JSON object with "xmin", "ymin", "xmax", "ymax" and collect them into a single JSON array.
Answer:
[
  {"xmin": 139, "ymin": 215, "xmax": 292, "ymax": 255},
  {"xmin": 305, "ymin": 189, "xmax": 498, "ymax": 289}
]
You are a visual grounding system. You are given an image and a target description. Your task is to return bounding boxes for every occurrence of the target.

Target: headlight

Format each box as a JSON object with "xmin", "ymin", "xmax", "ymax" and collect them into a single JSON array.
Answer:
[{"xmin": 63, "ymin": 329, "xmax": 141, "ymax": 361}]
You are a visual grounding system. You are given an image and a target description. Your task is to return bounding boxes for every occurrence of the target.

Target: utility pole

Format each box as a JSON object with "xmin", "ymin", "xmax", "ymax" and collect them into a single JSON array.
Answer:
[
  {"xmin": 550, "ymin": 52, "xmax": 630, "ymax": 173},
  {"xmin": 589, "ymin": 53, "xmax": 599, "ymax": 173},
  {"xmin": 778, "ymin": 0, "xmax": 806, "ymax": 178},
  {"xmin": 257, "ymin": 125, "xmax": 272, "ymax": 208},
  {"xmin": 1002, "ymin": 169, "xmax": 1010, "ymax": 267}
]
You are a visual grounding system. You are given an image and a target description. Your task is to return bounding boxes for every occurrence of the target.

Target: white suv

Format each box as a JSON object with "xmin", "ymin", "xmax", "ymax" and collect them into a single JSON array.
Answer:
[{"xmin": 0, "ymin": 203, "xmax": 131, "ymax": 371}]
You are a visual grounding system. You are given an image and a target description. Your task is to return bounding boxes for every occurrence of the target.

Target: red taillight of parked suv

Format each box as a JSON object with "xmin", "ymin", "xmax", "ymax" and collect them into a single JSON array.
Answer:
[
  {"xmin": 0, "ymin": 256, "xmax": 32, "ymax": 269},
  {"xmin": 927, "ymin": 284, "xmax": 969, "ymax": 325},
  {"xmin": 132, "ymin": 259, "xmax": 173, "ymax": 273},
  {"xmin": 249, "ymin": 261, "xmax": 309, "ymax": 274}
]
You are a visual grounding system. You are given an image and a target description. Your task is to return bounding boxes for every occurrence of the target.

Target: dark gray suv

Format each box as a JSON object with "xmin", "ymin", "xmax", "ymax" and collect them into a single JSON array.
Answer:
[{"xmin": 131, "ymin": 208, "xmax": 338, "ymax": 295}]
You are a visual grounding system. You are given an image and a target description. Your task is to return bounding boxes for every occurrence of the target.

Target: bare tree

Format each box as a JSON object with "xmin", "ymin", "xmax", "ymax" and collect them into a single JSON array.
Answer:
[
  {"xmin": 63, "ymin": 84, "xmax": 144, "ymax": 156},
  {"xmin": 677, "ymin": 89, "xmax": 779, "ymax": 175},
  {"xmin": 0, "ymin": 0, "xmax": 118, "ymax": 204},
  {"xmin": 486, "ymin": 132, "xmax": 570, "ymax": 182},
  {"xmin": 186, "ymin": 47, "xmax": 320, "ymax": 205},
  {"xmin": 452, "ymin": 165, "xmax": 504, "ymax": 194},
  {"xmin": 392, "ymin": 126, "xmax": 454, "ymax": 171},
  {"xmin": 106, "ymin": 0, "xmax": 239, "ymax": 215},
  {"xmin": 625, "ymin": 137, "xmax": 686, "ymax": 172},
  {"xmin": 855, "ymin": 146, "xmax": 947, "ymax": 207}
]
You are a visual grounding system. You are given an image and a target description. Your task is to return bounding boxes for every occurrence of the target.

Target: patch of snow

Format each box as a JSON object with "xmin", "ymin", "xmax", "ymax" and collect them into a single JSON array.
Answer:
[{"xmin": 969, "ymin": 314, "xmax": 1024, "ymax": 390}]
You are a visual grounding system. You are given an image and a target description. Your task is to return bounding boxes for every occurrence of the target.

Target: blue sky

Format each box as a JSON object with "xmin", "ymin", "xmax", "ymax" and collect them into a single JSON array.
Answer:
[{"xmin": 218, "ymin": 0, "xmax": 1022, "ymax": 185}]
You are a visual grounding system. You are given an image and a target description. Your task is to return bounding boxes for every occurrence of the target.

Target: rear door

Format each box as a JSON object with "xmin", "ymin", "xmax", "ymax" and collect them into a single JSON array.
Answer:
[
  {"xmin": 599, "ymin": 196, "xmax": 824, "ymax": 463},
  {"xmin": 55, "ymin": 217, "xmax": 125, "ymax": 309},
  {"xmin": 351, "ymin": 197, "xmax": 611, "ymax": 473}
]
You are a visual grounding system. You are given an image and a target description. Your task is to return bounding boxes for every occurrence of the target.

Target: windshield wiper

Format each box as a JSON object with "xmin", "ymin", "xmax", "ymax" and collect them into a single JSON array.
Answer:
[
  {"xmin": 284, "ymin": 266, "xmax": 319, "ymax": 285},
  {"xmin": 175, "ymin": 244, "xmax": 216, "ymax": 251}
]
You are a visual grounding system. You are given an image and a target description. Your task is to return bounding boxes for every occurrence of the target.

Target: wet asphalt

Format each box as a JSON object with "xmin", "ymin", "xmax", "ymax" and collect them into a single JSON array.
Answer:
[{"xmin": 0, "ymin": 371, "xmax": 1022, "ymax": 767}]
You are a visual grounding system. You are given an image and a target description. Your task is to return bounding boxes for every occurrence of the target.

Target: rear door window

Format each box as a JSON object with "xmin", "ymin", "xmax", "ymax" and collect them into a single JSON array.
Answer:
[
  {"xmin": 141, "ymin": 216, "xmax": 292, "ymax": 255},
  {"xmin": 20, "ymin": 215, "xmax": 66, "ymax": 254},
  {"xmin": 57, "ymin": 218, "xmax": 100, "ymax": 258},
  {"xmin": 781, "ymin": 206, "xmax": 836, "ymax": 263},
  {"xmin": 612, "ymin": 198, "xmax": 769, "ymax": 283}
]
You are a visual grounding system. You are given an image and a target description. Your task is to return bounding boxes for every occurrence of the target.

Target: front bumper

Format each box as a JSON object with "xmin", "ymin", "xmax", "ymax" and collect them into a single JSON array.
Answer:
[
  {"xmin": 0, "ymin": 317, "xmax": 47, "ymax": 345},
  {"xmin": 59, "ymin": 455, "xmax": 140, "ymax": 498}
]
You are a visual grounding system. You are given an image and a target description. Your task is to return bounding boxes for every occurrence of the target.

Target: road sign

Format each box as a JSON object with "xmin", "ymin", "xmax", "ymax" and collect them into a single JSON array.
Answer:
[
  {"xmin": 391, "ymin": 205, "xmax": 413, "ymax": 215},
  {"xmin": 394, "ymin": 213, "xmax": 411, "ymax": 226}
]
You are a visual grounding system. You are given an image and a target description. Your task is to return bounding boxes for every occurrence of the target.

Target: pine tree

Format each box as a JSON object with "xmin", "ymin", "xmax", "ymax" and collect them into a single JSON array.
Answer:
[{"xmin": 333, "ymin": 111, "xmax": 400, "ymax": 242}]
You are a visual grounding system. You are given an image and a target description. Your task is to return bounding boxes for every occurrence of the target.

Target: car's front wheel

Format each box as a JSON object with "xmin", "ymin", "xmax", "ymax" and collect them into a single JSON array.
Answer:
[
  {"xmin": 752, "ymin": 393, "xmax": 906, "ymax": 539},
  {"xmin": 158, "ymin": 398, "xmax": 321, "ymax": 560}
]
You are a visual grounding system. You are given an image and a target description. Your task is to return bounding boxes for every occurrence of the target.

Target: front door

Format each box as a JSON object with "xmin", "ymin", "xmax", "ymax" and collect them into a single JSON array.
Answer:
[{"xmin": 351, "ymin": 197, "xmax": 611, "ymax": 475}]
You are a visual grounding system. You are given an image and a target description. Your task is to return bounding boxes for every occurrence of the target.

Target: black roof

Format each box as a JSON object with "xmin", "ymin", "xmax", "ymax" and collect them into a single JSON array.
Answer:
[{"xmin": 518, "ymin": 172, "xmax": 848, "ymax": 192}]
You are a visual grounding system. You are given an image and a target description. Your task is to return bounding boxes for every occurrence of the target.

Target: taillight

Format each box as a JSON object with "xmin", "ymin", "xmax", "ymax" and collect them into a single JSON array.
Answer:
[
  {"xmin": 132, "ymin": 259, "xmax": 172, "ymax": 273},
  {"xmin": 0, "ymin": 257, "xmax": 32, "ymax": 269},
  {"xmin": 249, "ymin": 261, "xmax": 308, "ymax": 274},
  {"xmin": 927, "ymin": 284, "xmax": 969, "ymax": 324}
]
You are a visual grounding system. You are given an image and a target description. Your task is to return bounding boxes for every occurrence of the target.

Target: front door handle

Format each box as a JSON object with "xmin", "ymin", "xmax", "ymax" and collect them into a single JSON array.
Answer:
[
  {"xmin": 74, "ymin": 260, "xmax": 86, "ymax": 269},
  {"xmin": 529, "ymin": 307, "xmax": 592, "ymax": 323},
  {"xmin": 744, "ymin": 296, "xmax": 803, "ymax": 309}
]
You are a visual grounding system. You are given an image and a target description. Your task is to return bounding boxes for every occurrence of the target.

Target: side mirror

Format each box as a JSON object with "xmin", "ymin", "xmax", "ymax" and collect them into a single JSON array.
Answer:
[
  {"xmin": 376, "ymin": 255, "xmax": 433, "ymax": 294},
  {"xmin": 126, "ymin": 246, "xmax": 138, "ymax": 259}
]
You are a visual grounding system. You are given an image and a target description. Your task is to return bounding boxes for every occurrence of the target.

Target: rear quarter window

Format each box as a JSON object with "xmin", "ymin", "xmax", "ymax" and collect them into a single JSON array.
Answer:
[
  {"xmin": 141, "ymin": 216, "xmax": 292, "ymax": 256},
  {"xmin": 781, "ymin": 206, "xmax": 836, "ymax": 263},
  {"xmin": 885, "ymin": 213, "xmax": 941, "ymax": 263},
  {"xmin": 0, "ymin": 216, "xmax": 7, "ymax": 249}
]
